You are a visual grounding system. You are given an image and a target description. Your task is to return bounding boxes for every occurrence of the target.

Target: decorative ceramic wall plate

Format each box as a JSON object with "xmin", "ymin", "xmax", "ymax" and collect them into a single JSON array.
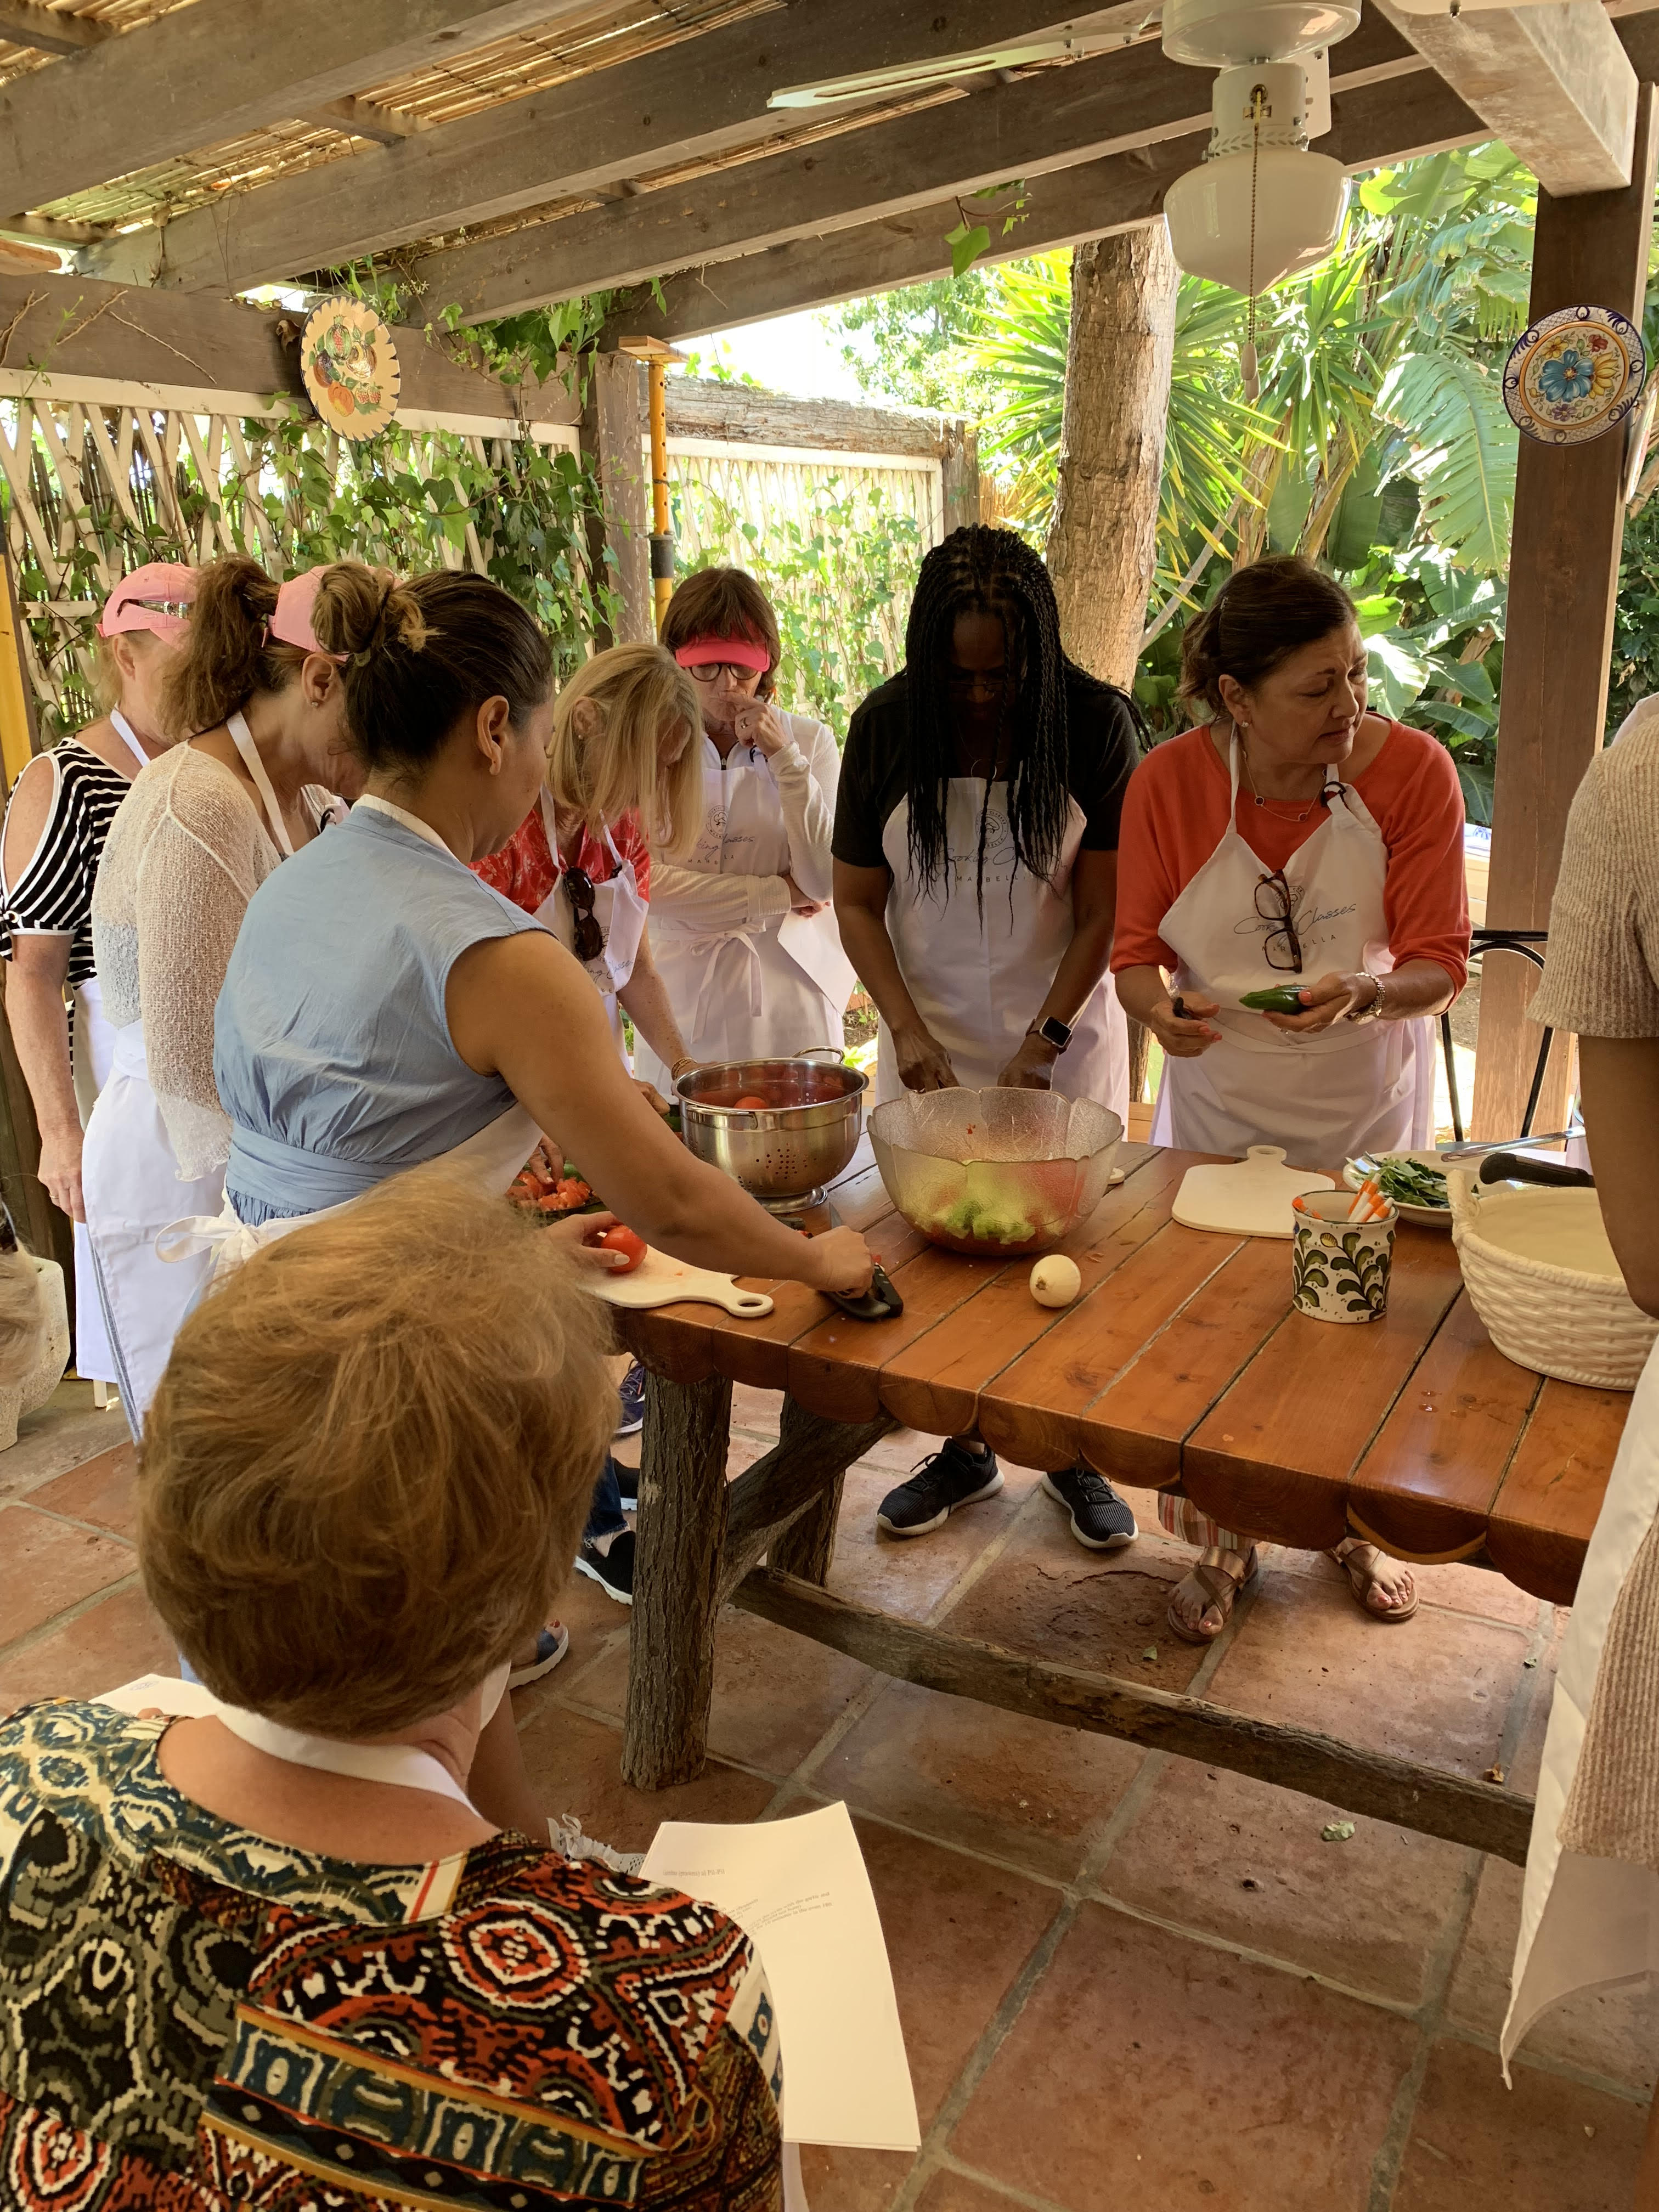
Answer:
[
  {"xmin": 1503, "ymin": 304, "xmax": 1646, "ymax": 447},
  {"xmin": 300, "ymin": 300, "xmax": 400, "ymax": 439}
]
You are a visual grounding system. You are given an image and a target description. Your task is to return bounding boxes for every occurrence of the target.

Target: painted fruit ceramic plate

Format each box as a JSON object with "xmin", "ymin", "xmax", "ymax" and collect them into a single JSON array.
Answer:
[{"xmin": 1504, "ymin": 303, "xmax": 1646, "ymax": 447}]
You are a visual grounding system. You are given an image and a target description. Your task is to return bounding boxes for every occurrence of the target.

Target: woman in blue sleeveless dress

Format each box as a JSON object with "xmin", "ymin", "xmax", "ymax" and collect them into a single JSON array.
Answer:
[{"xmin": 202, "ymin": 568, "xmax": 873, "ymax": 1833}]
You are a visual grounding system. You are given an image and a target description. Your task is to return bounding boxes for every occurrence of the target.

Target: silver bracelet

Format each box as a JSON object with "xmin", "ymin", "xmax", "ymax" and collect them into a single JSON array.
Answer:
[{"xmin": 1344, "ymin": 970, "xmax": 1386, "ymax": 1024}]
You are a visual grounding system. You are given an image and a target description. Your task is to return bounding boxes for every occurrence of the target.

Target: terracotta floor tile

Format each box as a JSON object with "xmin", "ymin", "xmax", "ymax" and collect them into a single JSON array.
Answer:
[
  {"xmin": 0, "ymin": 1583, "xmax": 174, "ymax": 1713},
  {"xmin": 0, "ymin": 1380, "xmax": 129, "ymax": 1499},
  {"xmin": 951, "ymin": 1901, "xmax": 1416, "ymax": 2210},
  {"xmin": 914, "ymin": 2173, "xmax": 1027, "ymax": 2212},
  {"xmin": 1444, "ymin": 1857, "xmax": 1659, "ymax": 2094},
  {"xmin": 1392, "ymin": 2039, "xmax": 1644, "ymax": 2210},
  {"xmin": 514, "ymin": 1701, "xmax": 775, "ymax": 1854},
  {"xmin": 26, "ymin": 1443, "xmax": 139, "ymax": 1537},
  {"xmin": 794, "ymin": 2147, "xmax": 915, "ymax": 2211},
  {"xmin": 1207, "ymin": 1559, "xmax": 1525, "ymax": 1774},
  {"xmin": 827, "ymin": 1464, "xmax": 1040, "ymax": 1624},
  {"xmin": 1267, "ymin": 1543, "xmax": 1544, "ymax": 1629},
  {"xmin": 732, "ymin": 1382, "xmax": 784, "ymax": 1434},
  {"xmin": 821, "ymin": 1677, "xmax": 1143, "ymax": 1883},
  {"xmin": 850, "ymin": 1814, "xmax": 1063, "ymax": 2130},
  {"xmin": 0, "ymin": 1502, "xmax": 136, "ymax": 1638},
  {"xmin": 1102, "ymin": 1758, "xmax": 1468, "ymax": 2007},
  {"xmin": 571, "ymin": 1606, "xmax": 872, "ymax": 1775},
  {"xmin": 941, "ymin": 1510, "xmax": 1211, "ymax": 1693},
  {"xmin": 541, "ymin": 1562, "xmax": 635, "ymax": 1662}
]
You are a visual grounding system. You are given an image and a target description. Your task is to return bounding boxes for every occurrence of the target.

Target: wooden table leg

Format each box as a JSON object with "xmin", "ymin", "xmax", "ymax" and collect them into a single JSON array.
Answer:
[
  {"xmin": 766, "ymin": 1395, "xmax": 852, "ymax": 1584},
  {"xmin": 622, "ymin": 1367, "xmax": 733, "ymax": 1791}
]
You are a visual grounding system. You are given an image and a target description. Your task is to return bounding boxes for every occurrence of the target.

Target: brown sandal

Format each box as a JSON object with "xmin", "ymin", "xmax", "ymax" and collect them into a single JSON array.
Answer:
[
  {"xmin": 1167, "ymin": 1545, "xmax": 1260, "ymax": 1644},
  {"xmin": 1332, "ymin": 1539, "xmax": 1419, "ymax": 1624}
]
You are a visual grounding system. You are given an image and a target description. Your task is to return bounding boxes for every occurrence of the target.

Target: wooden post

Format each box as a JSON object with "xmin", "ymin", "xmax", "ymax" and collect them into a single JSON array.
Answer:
[
  {"xmin": 577, "ymin": 348, "xmax": 653, "ymax": 648},
  {"xmin": 622, "ymin": 1368, "xmax": 732, "ymax": 1790},
  {"xmin": 0, "ymin": 537, "xmax": 38, "ymax": 794},
  {"xmin": 940, "ymin": 420, "xmax": 980, "ymax": 536},
  {"xmin": 1045, "ymin": 223, "xmax": 1178, "ymax": 689},
  {"xmin": 1472, "ymin": 84, "xmax": 1659, "ymax": 1139}
]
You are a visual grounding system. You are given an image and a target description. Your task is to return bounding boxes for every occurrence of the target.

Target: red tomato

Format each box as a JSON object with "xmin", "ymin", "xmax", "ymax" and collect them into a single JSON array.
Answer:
[
  {"xmin": 732, "ymin": 1093, "xmax": 770, "ymax": 1109},
  {"xmin": 596, "ymin": 1223, "xmax": 647, "ymax": 1272}
]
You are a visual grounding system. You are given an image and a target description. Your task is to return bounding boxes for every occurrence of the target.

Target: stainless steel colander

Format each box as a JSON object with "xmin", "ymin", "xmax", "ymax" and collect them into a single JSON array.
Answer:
[{"xmin": 676, "ymin": 1052, "xmax": 866, "ymax": 1205}]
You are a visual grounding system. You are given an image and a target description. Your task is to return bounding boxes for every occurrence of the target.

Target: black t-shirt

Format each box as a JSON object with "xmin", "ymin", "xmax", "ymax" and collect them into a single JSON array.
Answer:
[{"xmin": 832, "ymin": 665, "xmax": 1141, "ymax": 872}]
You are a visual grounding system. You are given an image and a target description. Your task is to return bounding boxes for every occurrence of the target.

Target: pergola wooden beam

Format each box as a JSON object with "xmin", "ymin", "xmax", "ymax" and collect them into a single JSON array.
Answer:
[
  {"xmin": 414, "ymin": 13, "xmax": 1421, "ymax": 323},
  {"xmin": 82, "ymin": 0, "xmax": 1110, "ymax": 294},
  {"xmin": 1374, "ymin": 0, "xmax": 1638, "ymax": 195},
  {"xmin": 0, "ymin": 0, "xmax": 109, "ymax": 55},
  {"xmin": 599, "ymin": 66, "xmax": 1484, "ymax": 346},
  {"xmin": 0, "ymin": 0, "xmax": 568, "ymax": 221}
]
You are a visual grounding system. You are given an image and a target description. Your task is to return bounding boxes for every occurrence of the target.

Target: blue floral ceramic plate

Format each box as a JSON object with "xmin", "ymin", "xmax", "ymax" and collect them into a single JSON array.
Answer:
[{"xmin": 1504, "ymin": 304, "xmax": 1646, "ymax": 447}]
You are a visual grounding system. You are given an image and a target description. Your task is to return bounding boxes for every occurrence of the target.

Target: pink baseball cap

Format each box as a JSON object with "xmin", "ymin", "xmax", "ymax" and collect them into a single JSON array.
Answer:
[
  {"xmin": 98, "ymin": 562, "xmax": 197, "ymax": 642},
  {"xmin": 673, "ymin": 634, "xmax": 771, "ymax": 674},
  {"xmin": 268, "ymin": 566, "xmax": 347, "ymax": 662}
]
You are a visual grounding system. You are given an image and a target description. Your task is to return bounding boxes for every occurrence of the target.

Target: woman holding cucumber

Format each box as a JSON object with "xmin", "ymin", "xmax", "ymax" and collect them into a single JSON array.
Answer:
[{"xmin": 1112, "ymin": 556, "xmax": 1469, "ymax": 1641}]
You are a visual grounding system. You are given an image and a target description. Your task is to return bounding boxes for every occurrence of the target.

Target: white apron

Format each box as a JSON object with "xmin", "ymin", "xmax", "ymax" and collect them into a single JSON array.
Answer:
[
  {"xmin": 536, "ymin": 792, "xmax": 647, "ymax": 1061},
  {"xmin": 1149, "ymin": 731, "xmax": 1433, "ymax": 1169},
  {"xmin": 638, "ymin": 738, "xmax": 847, "ymax": 1088},
  {"xmin": 1503, "ymin": 1340, "xmax": 1659, "ymax": 2074},
  {"xmin": 874, "ymin": 780, "xmax": 1129, "ymax": 1115},
  {"xmin": 81, "ymin": 713, "xmax": 295, "ymax": 1423}
]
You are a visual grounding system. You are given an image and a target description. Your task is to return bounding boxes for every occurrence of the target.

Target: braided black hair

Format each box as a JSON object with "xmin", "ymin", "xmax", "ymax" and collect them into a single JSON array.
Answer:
[{"xmin": 901, "ymin": 525, "xmax": 1075, "ymax": 907}]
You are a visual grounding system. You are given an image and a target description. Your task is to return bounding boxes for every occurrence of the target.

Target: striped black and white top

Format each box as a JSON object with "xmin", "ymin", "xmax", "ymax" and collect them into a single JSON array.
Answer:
[{"xmin": 0, "ymin": 738, "xmax": 130, "ymax": 991}]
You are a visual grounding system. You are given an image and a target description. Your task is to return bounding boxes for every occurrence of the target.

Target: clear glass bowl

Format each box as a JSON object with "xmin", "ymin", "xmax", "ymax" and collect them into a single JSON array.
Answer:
[{"xmin": 870, "ymin": 1088, "xmax": 1123, "ymax": 1257}]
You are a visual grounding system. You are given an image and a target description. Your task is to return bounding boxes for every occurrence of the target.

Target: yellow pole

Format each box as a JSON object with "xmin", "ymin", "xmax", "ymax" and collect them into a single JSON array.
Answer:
[
  {"xmin": 649, "ymin": 358, "xmax": 672, "ymax": 633},
  {"xmin": 0, "ymin": 544, "xmax": 37, "ymax": 794}
]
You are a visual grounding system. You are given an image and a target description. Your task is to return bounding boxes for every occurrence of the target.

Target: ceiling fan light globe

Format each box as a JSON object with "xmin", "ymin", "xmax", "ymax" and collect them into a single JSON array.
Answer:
[
  {"xmin": 1163, "ymin": 148, "xmax": 1348, "ymax": 293},
  {"xmin": 1161, "ymin": 0, "xmax": 1360, "ymax": 65}
]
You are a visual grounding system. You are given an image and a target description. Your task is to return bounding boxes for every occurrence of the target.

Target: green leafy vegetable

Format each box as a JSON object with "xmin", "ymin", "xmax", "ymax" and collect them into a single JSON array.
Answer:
[{"xmin": 1370, "ymin": 1157, "xmax": 1449, "ymax": 1210}]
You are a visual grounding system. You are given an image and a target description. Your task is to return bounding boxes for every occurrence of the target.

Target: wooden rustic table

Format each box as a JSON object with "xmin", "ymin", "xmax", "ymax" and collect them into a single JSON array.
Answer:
[{"xmin": 613, "ymin": 1140, "xmax": 1630, "ymax": 1861}]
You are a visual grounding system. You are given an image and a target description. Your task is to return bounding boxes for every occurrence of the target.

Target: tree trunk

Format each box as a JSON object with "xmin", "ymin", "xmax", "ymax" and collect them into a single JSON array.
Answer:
[{"xmin": 1045, "ymin": 224, "xmax": 1179, "ymax": 690}]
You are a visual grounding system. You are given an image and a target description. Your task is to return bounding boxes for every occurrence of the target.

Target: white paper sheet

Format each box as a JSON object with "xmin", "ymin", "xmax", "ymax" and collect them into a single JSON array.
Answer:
[
  {"xmin": 95, "ymin": 1672, "xmax": 219, "ymax": 1718},
  {"xmin": 778, "ymin": 906, "xmax": 859, "ymax": 1018},
  {"xmin": 639, "ymin": 1800, "xmax": 918, "ymax": 2152}
]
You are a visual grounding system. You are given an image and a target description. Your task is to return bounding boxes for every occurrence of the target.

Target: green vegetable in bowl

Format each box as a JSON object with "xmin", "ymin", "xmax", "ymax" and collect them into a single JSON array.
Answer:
[{"xmin": 1371, "ymin": 1156, "xmax": 1449, "ymax": 1210}]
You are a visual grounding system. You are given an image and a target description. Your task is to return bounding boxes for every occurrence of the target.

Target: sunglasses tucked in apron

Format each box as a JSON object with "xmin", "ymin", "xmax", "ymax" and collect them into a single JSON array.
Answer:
[
  {"xmin": 1148, "ymin": 731, "xmax": 1432, "ymax": 1168},
  {"xmin": 639, "ymin": 738, "xmax": 849, "ymax": 1092},
  {"xmin": 877, "ymin": 779, "xmax": 1128, "ymax": 1115},
  {"xmin": 534, "ymin": 792, "xmax": 647, "ymax": 1064}
]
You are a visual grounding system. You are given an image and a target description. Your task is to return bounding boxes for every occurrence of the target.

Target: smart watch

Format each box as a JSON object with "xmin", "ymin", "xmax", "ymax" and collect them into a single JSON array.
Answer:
[{"xmin": 1030, "ymin": 1015, "xmax": 1074, "ymax": 1052}]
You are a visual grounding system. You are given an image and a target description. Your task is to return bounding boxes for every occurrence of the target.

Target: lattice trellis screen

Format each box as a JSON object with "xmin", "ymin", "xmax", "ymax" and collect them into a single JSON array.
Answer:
[{"xmin": 0, "ymin": 393, "xmax": 538, "ymax": 732}]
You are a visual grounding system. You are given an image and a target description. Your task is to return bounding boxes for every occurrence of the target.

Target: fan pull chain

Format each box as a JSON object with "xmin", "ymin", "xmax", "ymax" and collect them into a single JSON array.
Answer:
[{"xmin": 1240, "ymin": 83, "xmax": 1267, "ymax": 404}]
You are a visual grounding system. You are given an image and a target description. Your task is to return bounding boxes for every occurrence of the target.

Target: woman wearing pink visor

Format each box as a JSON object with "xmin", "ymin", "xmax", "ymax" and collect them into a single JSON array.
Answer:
[
  {"xmin": 0, "ymin": 560, "xmax": 196, "ymax": 1392},
  {"xmin": 84, "ymin": 556, "xmax": 365, "ymax": 1420},
  {"xmin": 636, "ymin": 568, "xmax": 848, "ymax": 1094}
]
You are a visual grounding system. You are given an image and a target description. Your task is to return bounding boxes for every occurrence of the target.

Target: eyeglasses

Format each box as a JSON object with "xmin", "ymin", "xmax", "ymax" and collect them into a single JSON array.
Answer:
[
  {"xmin": 684, "ymin": 661, "xmax": 761, "ymax": 685},
  {"xmin": 563, "ymin": 865, "xmax": 606, "ymax": 966},
  {"xmin": 1255, "ymin": 869, "xmax": 1304, "ymax": 973},
  {"xmin": 946, "ymin": 666, "xmax": 1007, "ymax": 698},
  {"xmin": 129, "ymin": 597, "xmax": 193, "ymax": 620}
]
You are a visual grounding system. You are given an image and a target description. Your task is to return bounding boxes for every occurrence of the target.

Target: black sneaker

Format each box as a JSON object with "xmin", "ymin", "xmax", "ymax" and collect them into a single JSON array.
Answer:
[
  {"xmin": 614, "ymin": 1359, "xmax": 646, "ymax": 1440},
  {"xmin": 1042, "ymin": 1466, "xmax": 1138, "ymax": 1551},
  {"xmin": 574, "ymin": 1530, "xmax": 635, "ymax": 1604},
  {"xmin": 876, "ymin": 1441, "xmax": 1003, "ymax": 1537}
]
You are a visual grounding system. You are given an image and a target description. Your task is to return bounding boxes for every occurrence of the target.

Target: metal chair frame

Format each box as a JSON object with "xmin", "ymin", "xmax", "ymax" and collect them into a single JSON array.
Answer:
[{"xmin": 1441, "ymin": 928, "xmax": 1553, "ymax": 1145}]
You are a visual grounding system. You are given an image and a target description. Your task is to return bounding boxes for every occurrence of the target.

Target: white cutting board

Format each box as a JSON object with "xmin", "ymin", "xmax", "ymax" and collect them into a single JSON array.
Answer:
[
  {"xmin": 1173, "ymin": 1146, "xmax": 1338, "ymax": 1239},
  {"xmin": 595, "ymin": 1247, "xmax": 775, "ymax": 1317}
]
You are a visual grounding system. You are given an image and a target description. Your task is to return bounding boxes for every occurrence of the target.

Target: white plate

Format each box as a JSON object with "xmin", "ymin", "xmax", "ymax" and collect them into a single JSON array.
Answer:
[{"xmin": 1343, "ymin": 1149, "xmax": 1451, "ymax": 1229}]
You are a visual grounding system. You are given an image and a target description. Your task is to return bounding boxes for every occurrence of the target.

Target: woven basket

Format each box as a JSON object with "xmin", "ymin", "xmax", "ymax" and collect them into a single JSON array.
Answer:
[{"xmin": 1447, "ymin": 1171, "xmax": 1659, "ymax": 1391}]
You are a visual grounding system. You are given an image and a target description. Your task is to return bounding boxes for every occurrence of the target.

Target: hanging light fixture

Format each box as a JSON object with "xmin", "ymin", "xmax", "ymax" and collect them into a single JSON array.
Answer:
[{"xmin": 1160, "ymin": 0, "xmax": 1360, "ymax": 392}]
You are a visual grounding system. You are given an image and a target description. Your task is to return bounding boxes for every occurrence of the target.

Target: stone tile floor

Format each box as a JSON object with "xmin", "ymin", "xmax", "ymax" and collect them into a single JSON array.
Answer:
[{"xmin": 3, "ymin": 1375, "xmax": 1654, "ymax": 2210}]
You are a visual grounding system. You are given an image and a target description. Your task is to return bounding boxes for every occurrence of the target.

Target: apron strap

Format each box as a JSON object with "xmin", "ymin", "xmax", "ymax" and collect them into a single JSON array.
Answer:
[
  {"xmin": 226, "ymin": 710, "xmax": 295, "ymax": 858},
  {"xmin": 108, "ymin": 708, "xmax": 150, "ymax": 775}
]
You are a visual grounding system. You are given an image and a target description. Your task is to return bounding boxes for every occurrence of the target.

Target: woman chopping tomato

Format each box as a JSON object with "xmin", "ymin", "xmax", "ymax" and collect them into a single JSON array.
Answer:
[
  {"xmin": 835, "ymin": 524, "xmax": 1142, "ymax": 1554},
  {"xmin": 1112, "ymin": 555, "xmax": 1470, "ymax": 1643},
  {"xmin": 634, "ymin": 566, "xmax": 848, "ymax": 1090}
]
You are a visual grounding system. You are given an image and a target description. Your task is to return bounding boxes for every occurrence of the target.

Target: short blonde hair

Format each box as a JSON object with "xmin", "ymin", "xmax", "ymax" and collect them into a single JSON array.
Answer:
[
  {"xmin": 138, "ymin": 1173, "xmax": 617, "ymax": 1736},
  {"xmin": 546, "ymin": 643, "xmax": 702, "ymax": 860}
]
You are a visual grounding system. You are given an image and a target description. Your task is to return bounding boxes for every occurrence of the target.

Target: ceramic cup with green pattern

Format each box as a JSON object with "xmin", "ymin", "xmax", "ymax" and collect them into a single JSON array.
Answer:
[{"xmin": 1289, "ymin": 1187, "xmax": 1397, "ymax": 1323}]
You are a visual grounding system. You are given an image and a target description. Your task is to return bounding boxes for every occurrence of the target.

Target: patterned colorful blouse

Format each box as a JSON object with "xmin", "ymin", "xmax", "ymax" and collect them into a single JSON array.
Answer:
[
  {"xmin": 0, "ymin": 1701, "xmax": 783, "ymax": 2211},
  {"xmin": 473, "ymin": 801, "xmax": 652, "ymax": 917}
]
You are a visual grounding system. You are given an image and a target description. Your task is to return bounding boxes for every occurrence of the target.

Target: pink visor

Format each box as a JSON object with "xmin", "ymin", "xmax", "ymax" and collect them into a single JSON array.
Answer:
[
  {"xmin": 98, "ymin": 562, "xmax": 197, "ymax": 642},
  {"xmin": 674, "ymin": 635, "xmax": 771, "ymax": 674},
  {"xmin": 268, "ymin": 567, "xmax": 347, "ymax": 662}
]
